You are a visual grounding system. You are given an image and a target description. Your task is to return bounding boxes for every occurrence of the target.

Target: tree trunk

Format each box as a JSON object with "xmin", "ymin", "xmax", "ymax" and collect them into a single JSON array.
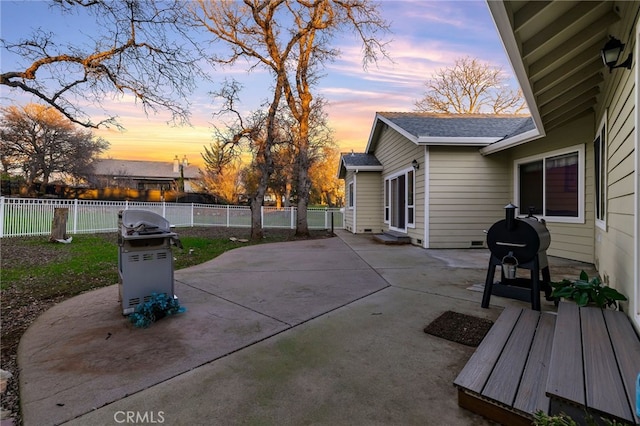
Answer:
[
  {"xmin": 250, "ymin": 147, "xmax": 272, "ymax": 241},
  {"xmin": 49, "ymin": 208, "xmax": 69, "ymax": 242},
  {"xmin": 295, "ymin": 148, "xmax": 311, "ymax": 237},
  {"xmin": 250, "ymin": 196, "xmax": 264, "ymax": 241},
  {"xmin": 284, "ymin": 182, "xmax": 292, "ymax": 208}
]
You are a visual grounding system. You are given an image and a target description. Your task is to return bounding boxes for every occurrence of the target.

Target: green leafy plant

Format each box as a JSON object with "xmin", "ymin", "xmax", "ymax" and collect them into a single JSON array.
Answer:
[
  {"xmin": 550, "ymin": 270, "xmax": 627, "ymax": 309},
  {"xmin": 533, "ymin": 410, "xmax": 626, "ymax": 426},
  {"xmin": 533, "ymin": 411, "xmax": 577, "ymax": 426}
]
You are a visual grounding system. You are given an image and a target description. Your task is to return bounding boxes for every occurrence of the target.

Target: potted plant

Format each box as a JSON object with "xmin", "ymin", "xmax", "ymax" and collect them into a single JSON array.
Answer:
[{"xmin": 550, "ymin": 270, "xmax": 627, "ymax": 309}]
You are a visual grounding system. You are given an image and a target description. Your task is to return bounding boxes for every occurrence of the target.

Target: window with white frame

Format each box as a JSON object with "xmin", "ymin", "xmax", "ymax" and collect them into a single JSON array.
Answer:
[
  {"xmin": 384, "ymin": 168, "xmax": 416, "ymax": 230},
  {"xmin": 515, "ymin": 145, "xmax": 584, "ymax": 222},
  {"xmin": 348, "ymin": 181, "xmax": 354, "ymax": 208},
  {"xmin": 594, "ymin": 115, "xmax": 607, "ymax": 228}
]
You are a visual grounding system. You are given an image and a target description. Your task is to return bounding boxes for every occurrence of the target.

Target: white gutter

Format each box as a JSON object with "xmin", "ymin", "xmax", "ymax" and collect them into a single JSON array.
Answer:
[
  {"xmin": 417, "ymin": 136, "xmax": 502, "ymax": 146},
  {"xmin": 345, "ymin": 165, "xmax": 383, "ymax": 172},
  {"xmin": 479, "ymin": 129, "xmax": 543, "ymax": 155}
]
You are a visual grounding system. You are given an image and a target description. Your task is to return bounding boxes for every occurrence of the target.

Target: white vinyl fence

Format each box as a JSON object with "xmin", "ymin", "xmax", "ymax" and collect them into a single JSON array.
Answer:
[{"xmin": 0, "ymin": 197, "xmax": 344, "ymax": 238}]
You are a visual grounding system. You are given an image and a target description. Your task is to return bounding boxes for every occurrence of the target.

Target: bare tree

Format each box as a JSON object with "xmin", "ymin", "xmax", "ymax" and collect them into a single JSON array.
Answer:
[
  {"xmin": 1, "ymin": 0, "xmax": 201, "ymax": 128},
  {"xmin": 187, "ymin": 0, "xmax": 389, "ymax": 237},
  {"xmin": 1, "ymin": 104, "xmax": 110, "ymax": 194},
  {"xmin": 205, "ymin": 79, "xmax": 283, "ymax": 239},
  {"xmin": 414, "ymin": 56, "xmax": 527, "ymax": 114}
]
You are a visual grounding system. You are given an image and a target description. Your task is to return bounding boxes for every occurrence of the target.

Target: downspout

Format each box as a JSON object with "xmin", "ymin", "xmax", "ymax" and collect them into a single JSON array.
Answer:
[
  {"xmin": 423, "ymin": 146, "xmax": 430, "ymax": 248},
  {"xmin": 353, "ymin": 170, "xmax": 357, "ymax": 234},
  {"xmin": 634, "ymin": 17, "xmax": 640, "ymax": 329}
]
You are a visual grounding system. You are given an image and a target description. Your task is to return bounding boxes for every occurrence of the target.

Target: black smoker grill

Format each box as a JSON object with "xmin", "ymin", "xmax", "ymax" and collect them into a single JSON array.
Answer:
[{"xmin": 481, "ymin": 203, "xmax": 552, "ymax": 311}]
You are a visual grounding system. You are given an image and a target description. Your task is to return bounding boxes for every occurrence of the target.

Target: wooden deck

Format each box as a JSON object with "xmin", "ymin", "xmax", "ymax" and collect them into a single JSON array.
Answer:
[
  {"xmin": 547, "ymin": 303, "xmax": 640, "ymax": 424},
  {"xmin": 454, "ymin": 303, "xmax": 640, "ymax": 425},
  {"xmin": 454, "ymin": 307, "xmax": 555, "ymax": 425}
]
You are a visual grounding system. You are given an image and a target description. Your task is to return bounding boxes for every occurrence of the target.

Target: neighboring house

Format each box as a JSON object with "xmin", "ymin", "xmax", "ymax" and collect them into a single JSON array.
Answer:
[
  {"xmin": 340, "ymin": 1, "xmax": 640, "ymax": 328},
  {"xmin": 91, "ymin": 156, "xmax": 201, "ymax": 192}
]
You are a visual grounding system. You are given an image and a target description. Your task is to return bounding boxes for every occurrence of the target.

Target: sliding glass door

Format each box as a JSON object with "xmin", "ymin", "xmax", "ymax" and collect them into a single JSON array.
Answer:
[{"xmin": 385, "ymin": 169, "xmax": 415, "ymax": 233}]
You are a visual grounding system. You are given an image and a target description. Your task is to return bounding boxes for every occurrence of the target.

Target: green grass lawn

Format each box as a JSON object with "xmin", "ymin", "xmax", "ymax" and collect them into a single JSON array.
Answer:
[{"xmin": 2, "ymin": 233, "xmax": 251, "ymax": 299}]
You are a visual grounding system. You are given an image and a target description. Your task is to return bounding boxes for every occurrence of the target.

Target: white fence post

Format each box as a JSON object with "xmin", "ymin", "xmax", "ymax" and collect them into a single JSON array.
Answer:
[
  {"xmin": 290, "ymin": 206, "xmax": 295, "ymax": 229},
  {"xmin": 73, "ymin": 198, "xmax": 79, "ymax": 234},
  {"xmin": 261, "ymin": 206, "xmax": 264, "ymax": 228},
  {"xmin": 226, "ymin": 205, "xmax": 230, "ymax": 227},
  {"xmin": 324, "ymin": 207, "xmax": 328, "ymax": 229},
  {"xmin": 190, "ymin": 203, "xmax": 194, "ymax": 227},
  {"xmin": 0, "ymin": 196, "xmax": 4, "ymax": 238}
]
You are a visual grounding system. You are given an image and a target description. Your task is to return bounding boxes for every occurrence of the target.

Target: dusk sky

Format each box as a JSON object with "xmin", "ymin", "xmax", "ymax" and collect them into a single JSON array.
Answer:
[{"xmin": 0, "ymin": 0, "xmax": 517, "ymax": 167}]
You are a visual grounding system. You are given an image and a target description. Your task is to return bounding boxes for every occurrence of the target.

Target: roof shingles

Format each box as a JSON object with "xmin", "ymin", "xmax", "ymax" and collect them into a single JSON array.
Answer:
[{"xmin": 378, "ymin": 112, "xmax": 534, "ymax": 139}]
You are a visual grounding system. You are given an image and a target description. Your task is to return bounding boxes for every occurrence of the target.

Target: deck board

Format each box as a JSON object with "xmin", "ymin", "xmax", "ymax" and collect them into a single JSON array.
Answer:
[
  {"xmin": 457, "ymin": 301, "xmax": 640, "ymax": 425},
  {"xmin": 546, "ymin": 302, "xmax": 584, "ymax": 406},
  {"xmin": 604, "ymin": 309, "xmax": 640, "ymax": 424},
  {"xmin": 483, "ymin": 309, "xmax": 540, "ymax": 406},
  {"xmin": 454, "ymin": 306, "xmax": 521, "ymax": 393},
  {"xmin": 603, "ymin": 309, "xmax": 640, "ymax": 424},
  {"xmin": 581, "ymin": 307, "xmax": 632, "ymax": 421},
  {"xmin": 513, "ymin": 312, "xmax": 555, "ymax": 414}
]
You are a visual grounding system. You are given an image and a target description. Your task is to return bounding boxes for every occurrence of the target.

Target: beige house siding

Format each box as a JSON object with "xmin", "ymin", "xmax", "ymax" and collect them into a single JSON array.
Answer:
[
  {"xmin": 505, "ymin": 115, "xmax": 595, "ymax": 263},
  {"xmin": 373, "ymin": 126, "xmax": 425, "ymax": 244},
  {"xmin": 353, "ymin": 172, "xmax": 383, "ymax": 233},
  {"xmin": 593, "ymin": 22, "xmax": 636, "ymax": 314},
  {"xmin": 429, "ymin": 146, "xmax": 510, "ymax": 248}
]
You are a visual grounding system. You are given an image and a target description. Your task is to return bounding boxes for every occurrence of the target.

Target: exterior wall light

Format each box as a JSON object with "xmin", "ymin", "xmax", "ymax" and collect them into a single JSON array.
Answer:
[
  {"xmin": 412, "ymin": 159, "xmax": 419, "ymax": 170},
  {"xmin": 601, "ymin": 36, "xmax": 633, "ymax": 72}
]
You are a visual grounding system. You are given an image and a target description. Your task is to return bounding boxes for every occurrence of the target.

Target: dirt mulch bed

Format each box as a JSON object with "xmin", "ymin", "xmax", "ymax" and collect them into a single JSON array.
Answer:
[{"xmin": 423, "ymin": 311, "xmax": 494, "ymax": 347}]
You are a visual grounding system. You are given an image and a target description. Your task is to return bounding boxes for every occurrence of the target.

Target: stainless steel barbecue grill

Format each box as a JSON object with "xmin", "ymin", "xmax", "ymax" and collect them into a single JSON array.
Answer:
[{"xmin": 117, "ymin": 209, "xmax": 181, "ymax": 315}]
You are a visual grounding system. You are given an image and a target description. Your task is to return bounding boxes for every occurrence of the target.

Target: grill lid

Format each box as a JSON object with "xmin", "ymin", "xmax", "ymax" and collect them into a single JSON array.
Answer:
[
  {"xmin": 486, "ymin": 204, "xmax": 550, "ymax": 264},
  {"xmin": 120, "ymin": 209, "xmax": 176, "ymax": 239}
]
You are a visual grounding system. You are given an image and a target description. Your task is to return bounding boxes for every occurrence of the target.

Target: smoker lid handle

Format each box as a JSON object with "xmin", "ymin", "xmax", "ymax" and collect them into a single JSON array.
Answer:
[{"xmin": 495, "ymin": 241, "xmax": 527, "ymax": 248}]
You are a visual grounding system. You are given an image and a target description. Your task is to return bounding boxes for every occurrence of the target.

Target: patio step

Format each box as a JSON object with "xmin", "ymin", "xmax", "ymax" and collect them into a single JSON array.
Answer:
[
  {"xmin": 454, "ymin": 307, "xmax": 555, "ymax": 425},
  {"xmin": 546, "ymin": 303, "xmax": 640, "ymax": 425},
  {"xmin": 373, "ymin": 231, "xmax": 411, "ymax": 245},
  {"xmin": 454, "ymin": 304, "xmax": 640, "ymax": 425}
]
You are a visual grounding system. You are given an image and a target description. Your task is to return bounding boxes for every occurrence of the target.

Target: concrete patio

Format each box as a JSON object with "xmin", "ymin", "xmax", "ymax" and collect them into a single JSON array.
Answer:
[{"xmin": 18, "ymin": 230, "xmax": 595, "ymax": 425}]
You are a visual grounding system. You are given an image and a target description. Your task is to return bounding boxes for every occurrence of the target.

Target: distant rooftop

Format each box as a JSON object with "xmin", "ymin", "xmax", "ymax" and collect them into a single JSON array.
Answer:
[
  {"xmin": 341, "ymin": 153, "xmax": 382, "ymax": 168},
  {"xmin": 338, "ymin": 152, "xmax": 383, "ymax": 178},
  {"xmin": 93, "ymin": 158, "xmax": 200, "ymax": 179}
]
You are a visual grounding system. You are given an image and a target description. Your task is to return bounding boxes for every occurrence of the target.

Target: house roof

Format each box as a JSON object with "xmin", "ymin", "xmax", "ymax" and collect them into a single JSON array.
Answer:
[
  {"xmin": 366, "ymin": 112, "xmax": 535, "ymax": 153},
  {"xmin": 483, "ymin": 1, "xmax": 634, "ymax": 154},
  {"xmin": 338, "ymin": 152, "xmax": 383, "ymax": 179},
  {"xmin": 93, "ymin": 159, "xmax": 200, "ymax": 180}
]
